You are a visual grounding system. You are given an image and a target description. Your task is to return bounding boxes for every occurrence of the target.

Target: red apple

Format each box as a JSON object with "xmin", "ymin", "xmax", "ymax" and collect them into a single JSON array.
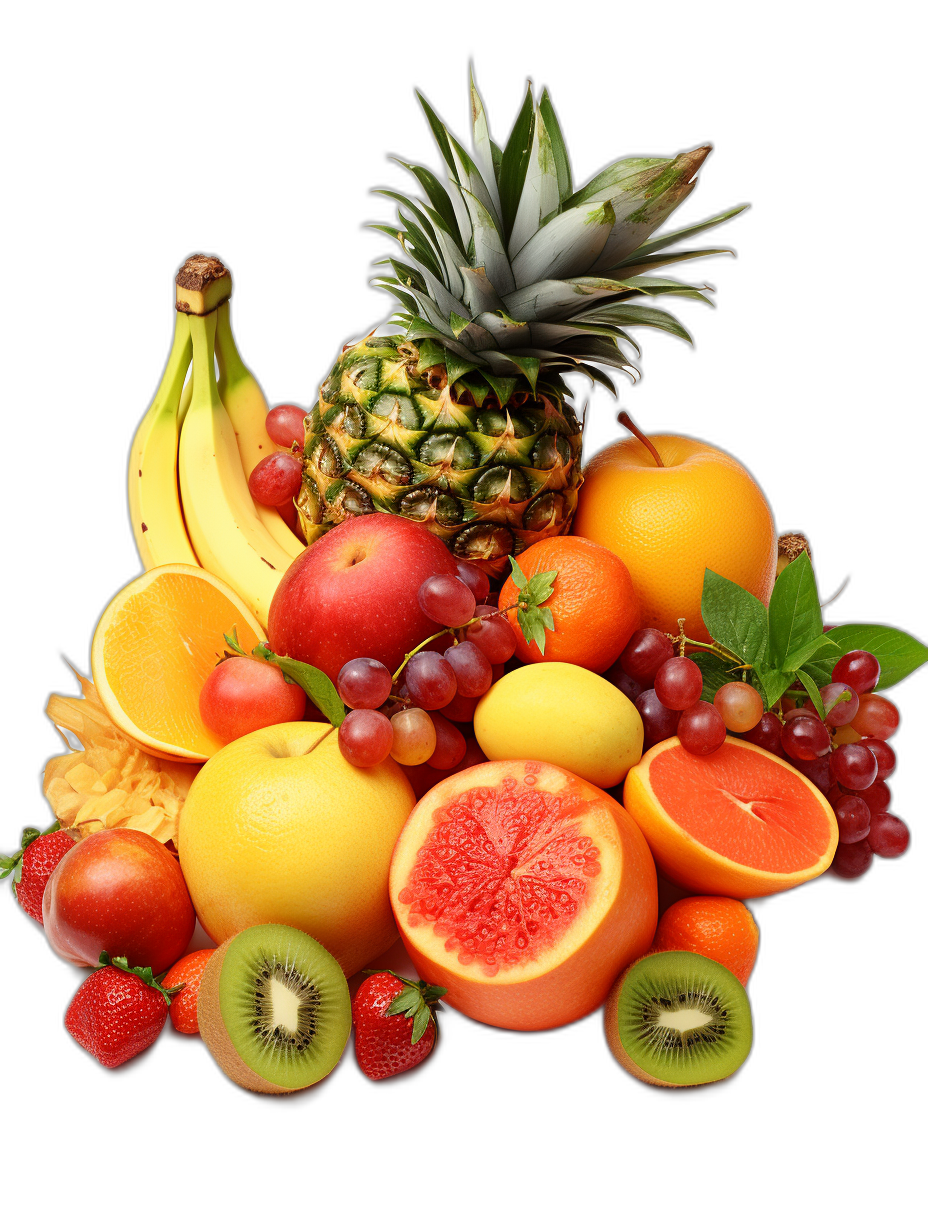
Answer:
[
  {"xmin": 268, "ymin": 513, "xmax": 458, "ymax": 682},
  {"xmin": 43, "ymin": 829, "xmax": 195, "ymax": 971}
]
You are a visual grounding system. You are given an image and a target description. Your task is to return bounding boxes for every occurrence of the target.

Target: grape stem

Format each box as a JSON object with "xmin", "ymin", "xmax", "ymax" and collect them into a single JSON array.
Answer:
[
  {"xmin": 673, "ymin": 619, "xmax": 744, "ymax": 666},
  {"xmin": 391, "ymin": 601, "xmax": 521, "ymax": 683}
]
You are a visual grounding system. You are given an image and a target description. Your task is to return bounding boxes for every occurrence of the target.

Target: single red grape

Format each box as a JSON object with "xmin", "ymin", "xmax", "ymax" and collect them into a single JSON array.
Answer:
[
  {"xmin": 427, "ymin": 714, "xmax": 467, "ymax": 770},
  {"xmin": 654, "ymin": 657, "xmax": 703, "ymax": 710},
  {"xmin": 853, "ymin": 693, "xmax": 899, "ymax": 740},
  {"xmin": 338, "ymin": 708, "xmax": 393, "ymax": 768},
  {"xmin": 455, "ymin": 560, "xmax": 490, "ymax": 604},
  {"xmin": 834, "ymin": 795, "xmax": 871, "ymax": 844},
  {"xmin": 832, "ymin": 650, "xmax": 880, "ymax": 694},
  {"xmin": 820, "ymin": 682, "xmax": 859, "ymax": 728},
  {"xmin": 466, "ymin": 607, "xmax": 517, "ymax": 664},
  {"xmin": 404, "ymin": 651, "xmax": 457, "ymax": 710},
  {"xmin": 606, "ymin": 664, "xmax": 643, "ymax": 704},
  {"xmin": 831, "ymin": 839, "xmax": 873, "ymax": 879},
  {"xmin": 795, "ymin": 751, "xmax": 834, "ymax": 794},
  {"xmin": 266, "ymin": 404, "xmax": 307, "ymax": 449},
  {"xmin": 867, "ymin": 813, "xmax": 910, "ymax": 858},
  {"xmin": 714, "ymin": 682, "xmax": 764, "ymax": 732},
  {"xmin": 444, "ymin": 641, "xmax": 492, "ymax": 697},
  {"xmin": 248, "ymin": 450, "xmax": 303, "ymax": 507},
  {"xmin": 677, "ymin": 702, "xmax": 726, "ymax": 755},
  {"xmin": 831, "ymin": 742, "xmax": 878, "ymax": 791},
  {"xmin": 854, "ymin": 779, "xmax": 891, "ymax": 812},
  {"xmin": 390, "ymin": 708, "xmax": 437, "ymax": 765},
  {"xmin": 781, "ymin": 715, "xmax": 831, "ymax": 761},
  {"xmin": 635, "ymin": 690, "xmax": 680, "ymax": 750},
  {"xmin": 619, "ymin": 628, "xmax": 674, "ymax": 684},
  {"xmin": 336, "ymin": 657, "xmax": 392, "ymax": 710},
  {"xmin": 743, "ymin": 711, "xmax": 783, "ymax": 755},
  {"xmin": 418, "ymin": 574, "xmax": 476, "ymax": 628},
  {"xmin": 859, "ymin": 737, "xmax": 895, "ymax": 780},
  {"xmin": 440, "ymin": 692, "xmax": 479, "ymax": 723}
]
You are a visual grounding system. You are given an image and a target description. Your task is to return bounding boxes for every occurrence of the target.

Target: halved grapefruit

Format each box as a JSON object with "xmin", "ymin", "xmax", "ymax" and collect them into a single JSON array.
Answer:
[
  {"xmin": 389, "ymin": 759, "xmax": 657, "ymax": 1031},
  {"xmin": 623, "ymin": 736, "xmax": 838, "ymax": 897}
]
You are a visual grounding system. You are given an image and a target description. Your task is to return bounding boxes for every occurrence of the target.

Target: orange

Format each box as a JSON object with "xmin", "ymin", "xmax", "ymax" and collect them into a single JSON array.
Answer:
[
  {"xmin": 652, "ymin": 896, "xmax": 759, "ymax": 984},
  {"xmin": 164, "ymin": 948, "xmax": 215, "ymax": 1034},
  {"xmin": 91, "ymin": 564, "xmax": 266, "ymax": 762},
  {"xmin": 390, "ymin": 759, "xmax": 657, "ymax": 1031},
  {"xmin": 573, "ymin": 434, "xmax": 777, "ymax": 641},
  {"xmin": 624, "ymin": 736, "xmax": 838, "ymax": 897},
  {"xmin": 498, "ymin": 537, "xmax": 640, "ymax": 672}
]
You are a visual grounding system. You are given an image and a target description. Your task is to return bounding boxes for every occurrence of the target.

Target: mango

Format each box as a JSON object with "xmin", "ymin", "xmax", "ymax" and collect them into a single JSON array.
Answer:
[{"xmin": 473, "ymin": 662, "xmax": 643, "ymax": 788}]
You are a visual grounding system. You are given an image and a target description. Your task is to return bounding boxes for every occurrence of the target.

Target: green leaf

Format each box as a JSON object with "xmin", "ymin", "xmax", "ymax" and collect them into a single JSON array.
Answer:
[
  {"xmin": 483, "ymin": 371, "xmax": 518, "ymax": 408},
  {"xmin": 767, "ymin": 552, "xmax": 822, "ymax": 668},
  {"xmin": 753, "ymin": 665, "xmax": 793, "ymax": 711},
  {"xmin": 621, "ymin": 204, "xmax": 750, "ymax": 261},
  {"xmin": 411, "ymin": 1003, "xmax": 432, "ymax": 1045},
  {"xmin": 689, "ymin": 652, "xmax": 737, "ymax": 703},
  {"xmin": 517, "ymin": 606, "xmax": 550, "ymax": 654},
  {"xmin": 796, "ymin": 670, "xmax": 826, "ymax": 721},
  {"xmin": 523, "ymin": 567, "xmax": 558, "ymax": 608},
  {"xmin": 249, "ymin": 646, "xmax": 346, "ymax": 727},
  {"xmin": 538, "ymin": 89, "xmax": 572, "ymax": 202},
  {"xmin": 700, "ymin": 569, "xmax": 767, "ymax": 666},
  {"xmin": 498, "ymin": 84, "xmax": 536, "ymax": 239},
  {"xmin": 508, "ymin": 554, "xmax": 529, "ymax": 590},
  {"xmin": 386, "ymin": 987, "xmax": 421, "ymax": 1016},
  {"xmin": 416, "ymin": 338, "xmax": 447, "ymax": 371},
  {"xmin": 782, "ymin": 632, "xmax": 838, "ymax": 674},
  {"xmin": 507, "ymin": 353, "xmax": 540, "ymax": 393},
  {"xmin": 444, "ymin": 352, "xmax": 477, "ymax": 387},
  {"xmin": 802, "ymin": 623, "xmax": 928, "ymax": 691}
]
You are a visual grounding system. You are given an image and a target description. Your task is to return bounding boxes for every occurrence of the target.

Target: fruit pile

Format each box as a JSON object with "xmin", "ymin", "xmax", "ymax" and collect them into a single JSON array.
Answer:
[{"xmin": 5, "ymin": 76, "xmax": 924, "ymax": 1093}]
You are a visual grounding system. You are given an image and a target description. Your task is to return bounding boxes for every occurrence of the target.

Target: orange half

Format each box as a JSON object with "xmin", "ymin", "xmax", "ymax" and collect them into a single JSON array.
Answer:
[
  {"xmin": 91, "ymin": 565, "xmax": 266, "ymax": 762},
  {"xmin": 623, "ymin": 736, "xmax": 838, "ymax": 897}
]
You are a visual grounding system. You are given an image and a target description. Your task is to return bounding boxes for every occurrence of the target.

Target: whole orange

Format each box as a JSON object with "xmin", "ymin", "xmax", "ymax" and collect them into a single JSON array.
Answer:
[
  {"xmin": 573, "ymin": 434, "xmax": 776, "ymax": 642},
  {"xmin": 652, "ymin": 895, "xmax": 759, "ymax": 984},
  {"xmin": 498, "ymin": 537, "xmax": 640, "ymax": 672}
]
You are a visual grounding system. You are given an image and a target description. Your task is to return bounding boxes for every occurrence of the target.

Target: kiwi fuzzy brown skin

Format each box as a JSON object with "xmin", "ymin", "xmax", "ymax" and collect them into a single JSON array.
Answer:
[
  {"xmin": 197, "ymin": 939, "xmax": 294, "ymax": 1095},
  {"xmin": 604, "ymin": 951, "xmax": 748, "ymax": 1088}
]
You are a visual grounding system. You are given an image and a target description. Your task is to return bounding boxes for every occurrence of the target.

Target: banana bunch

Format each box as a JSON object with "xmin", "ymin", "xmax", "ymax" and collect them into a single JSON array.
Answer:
[{"xmin": 129, "ymin": 256, "xmax": 305, "ymax": 627}]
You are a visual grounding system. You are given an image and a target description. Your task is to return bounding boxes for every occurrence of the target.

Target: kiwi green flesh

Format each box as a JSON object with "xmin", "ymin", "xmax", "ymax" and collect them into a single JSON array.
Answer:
[
  {"xmin": 218, "ymin": 924, "xmax": 351, "ymax": 1090},
  {"xmin": 614, "ymin": 951, "xmax": 752, "ymax": 1086}
]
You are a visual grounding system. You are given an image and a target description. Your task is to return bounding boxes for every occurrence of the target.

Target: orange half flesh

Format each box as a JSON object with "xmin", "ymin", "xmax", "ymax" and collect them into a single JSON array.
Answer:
[{"xmin": 623, "ymin": 737, "xmax": 838, "ymax": 897}]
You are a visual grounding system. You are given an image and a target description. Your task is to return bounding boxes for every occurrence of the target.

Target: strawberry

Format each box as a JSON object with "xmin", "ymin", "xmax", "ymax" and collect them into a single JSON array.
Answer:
[
  {"xmin": 352, "ymin": 970, "xmax": 445, "ymax": 1080},
  {"xmin": 1, "ymin": 824, "xmax": 75, "ymax": 924},
  {"xmin": 163, "ymin": 948, "xmax": 215, "ymax": 1034},
  {"xmin": 65, "ymin": 953, "xmax": 184, "ymax": 1068}
]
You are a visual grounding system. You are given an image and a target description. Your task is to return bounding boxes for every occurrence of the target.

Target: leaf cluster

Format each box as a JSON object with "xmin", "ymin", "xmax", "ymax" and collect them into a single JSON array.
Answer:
[{"xmin": 508, "ymin": 556, "xmax": 558, "ymax": 653}]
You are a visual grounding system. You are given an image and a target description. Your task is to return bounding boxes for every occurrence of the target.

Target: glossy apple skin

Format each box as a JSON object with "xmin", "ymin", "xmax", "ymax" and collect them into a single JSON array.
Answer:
[
  {"xmin": 42, "ymin": 829, "xmax": 195, "ymax": 971},
  {"xmin": 267, "ymin": 513, "xmax": 458, "ymax": 682}
]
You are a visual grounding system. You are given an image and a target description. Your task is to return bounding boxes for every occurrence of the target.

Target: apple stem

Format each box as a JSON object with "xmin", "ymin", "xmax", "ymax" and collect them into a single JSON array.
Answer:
[{"xmin": 618, "ymin": 411, "xmax": 664, "ymax": 467}]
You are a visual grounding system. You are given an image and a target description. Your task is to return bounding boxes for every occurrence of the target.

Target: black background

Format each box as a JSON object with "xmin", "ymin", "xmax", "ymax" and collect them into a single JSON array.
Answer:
[{"xmin": 9, "ymin": 52, "xmax": 921, "ymax": 1172}]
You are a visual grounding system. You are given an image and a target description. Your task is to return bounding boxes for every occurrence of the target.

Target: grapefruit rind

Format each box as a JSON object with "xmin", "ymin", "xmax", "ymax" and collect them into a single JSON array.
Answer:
[
  {"xmin": 623, "ymin": 736, "xmax": 838, "ymax": 898},
  {"xmin": 91, "ymin": 564, "xmax": 266, "ymax": 762},
  {"xmin": 389, "ymin": 759, "xmax": 658, "ymax": 1031}
]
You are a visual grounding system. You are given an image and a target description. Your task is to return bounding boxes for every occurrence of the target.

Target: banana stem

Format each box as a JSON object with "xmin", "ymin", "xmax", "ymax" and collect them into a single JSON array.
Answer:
[
  {"xmin": 188, "ymin": 312, "xmax": 221, "ymax": 414},
  {"xmin": 214, "ymin": 300, "xmax": 247, "ymax": 386}
]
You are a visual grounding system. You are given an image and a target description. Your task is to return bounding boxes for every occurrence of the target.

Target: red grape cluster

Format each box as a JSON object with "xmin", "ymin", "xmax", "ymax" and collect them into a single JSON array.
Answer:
[
  {"xmin": 611, "ymin": 633, "xmax": 909, "ymax": 881},
  {"xmin": 336, "ymin": 562, "xmax": 518, "ymax": 772},
  {"xmin": 739, "ymin": 650, "xmax": 909, "ymax": 879},
  {"xmin": 610, "ymin": 628, "xmax": 763, "ymax": 757},
  {"xmin": 247, "ymin": 405, "xmax": 308, "ymax": 527}
]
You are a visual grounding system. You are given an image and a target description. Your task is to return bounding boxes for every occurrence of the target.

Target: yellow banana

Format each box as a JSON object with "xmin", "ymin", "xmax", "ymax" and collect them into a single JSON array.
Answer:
[
  {"xmin": 215, "ymin": 300, "xmax": 305, "ymax": 560},
  {"xmin": 178, "ymin": 311, "xmax": 294, "ymax": 627},
  {"xmin": 128, "ymin": 311, "xmax": 199, "ymax": 570}
]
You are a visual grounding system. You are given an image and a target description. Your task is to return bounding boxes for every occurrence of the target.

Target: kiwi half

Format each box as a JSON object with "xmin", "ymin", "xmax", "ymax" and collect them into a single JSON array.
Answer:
[
  {"xmin": 604, "ymin": 950, "xmax": 752, "ymax": 1087},
  {"xmin": 198, "ymin": 923, "xmax": 351, "ymax": 1094}
]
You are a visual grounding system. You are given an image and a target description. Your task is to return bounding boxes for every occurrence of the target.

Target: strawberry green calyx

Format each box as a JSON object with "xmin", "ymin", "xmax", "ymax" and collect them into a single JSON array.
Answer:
[
  {"xmin": 363, "ymin": 969, "xmax": 447, "ymax": 1044},
  {"xmin": 0, "ymin": 820, "xmax": 61, "ymax": 885},
  {"xmin": 97, "ymin": 952, "xmax": 185, "ymax": 1006}
]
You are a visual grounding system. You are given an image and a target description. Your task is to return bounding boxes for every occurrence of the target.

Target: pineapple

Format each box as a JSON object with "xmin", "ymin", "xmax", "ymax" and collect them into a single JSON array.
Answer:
[{"xmin": 299, "ymin": 77, "xmax": 745, "ymax": 573}]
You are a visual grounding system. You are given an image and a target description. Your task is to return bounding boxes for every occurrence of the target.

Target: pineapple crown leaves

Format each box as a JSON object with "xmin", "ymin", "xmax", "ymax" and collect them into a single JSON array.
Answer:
[
  {"xmin": 371, "ymin": 71, "xmax": 748, "ymax": 400},
  {"xmin": 509, "ymin": 555, "xmax": 557, "ymax": 654}
]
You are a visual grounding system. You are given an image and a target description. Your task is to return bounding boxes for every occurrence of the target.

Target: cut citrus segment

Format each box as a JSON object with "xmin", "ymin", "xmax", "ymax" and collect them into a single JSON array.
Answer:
[
  {"xmin": 91, "ymin": 565, "xmax": 266, "ymax": 762},
  {"xmin": 623, "ymin": 736, "xmax": 838, "ymax": 897},
  {"xmin": 389, "ymin": 759, "xmax": 657, "ymax": 1031}
]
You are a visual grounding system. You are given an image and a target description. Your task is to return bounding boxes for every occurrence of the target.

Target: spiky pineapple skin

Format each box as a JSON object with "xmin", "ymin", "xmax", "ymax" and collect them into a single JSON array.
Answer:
[{"xmin": 298, "ymin": 337, "xmax": 583, "ymax": 574}]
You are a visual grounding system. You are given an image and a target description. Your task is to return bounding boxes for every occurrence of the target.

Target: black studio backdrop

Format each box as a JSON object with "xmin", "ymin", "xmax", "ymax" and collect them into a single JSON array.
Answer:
[{"xmin": 9, "ymin": 60, "xmax": 921, "ymax": 1163}]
